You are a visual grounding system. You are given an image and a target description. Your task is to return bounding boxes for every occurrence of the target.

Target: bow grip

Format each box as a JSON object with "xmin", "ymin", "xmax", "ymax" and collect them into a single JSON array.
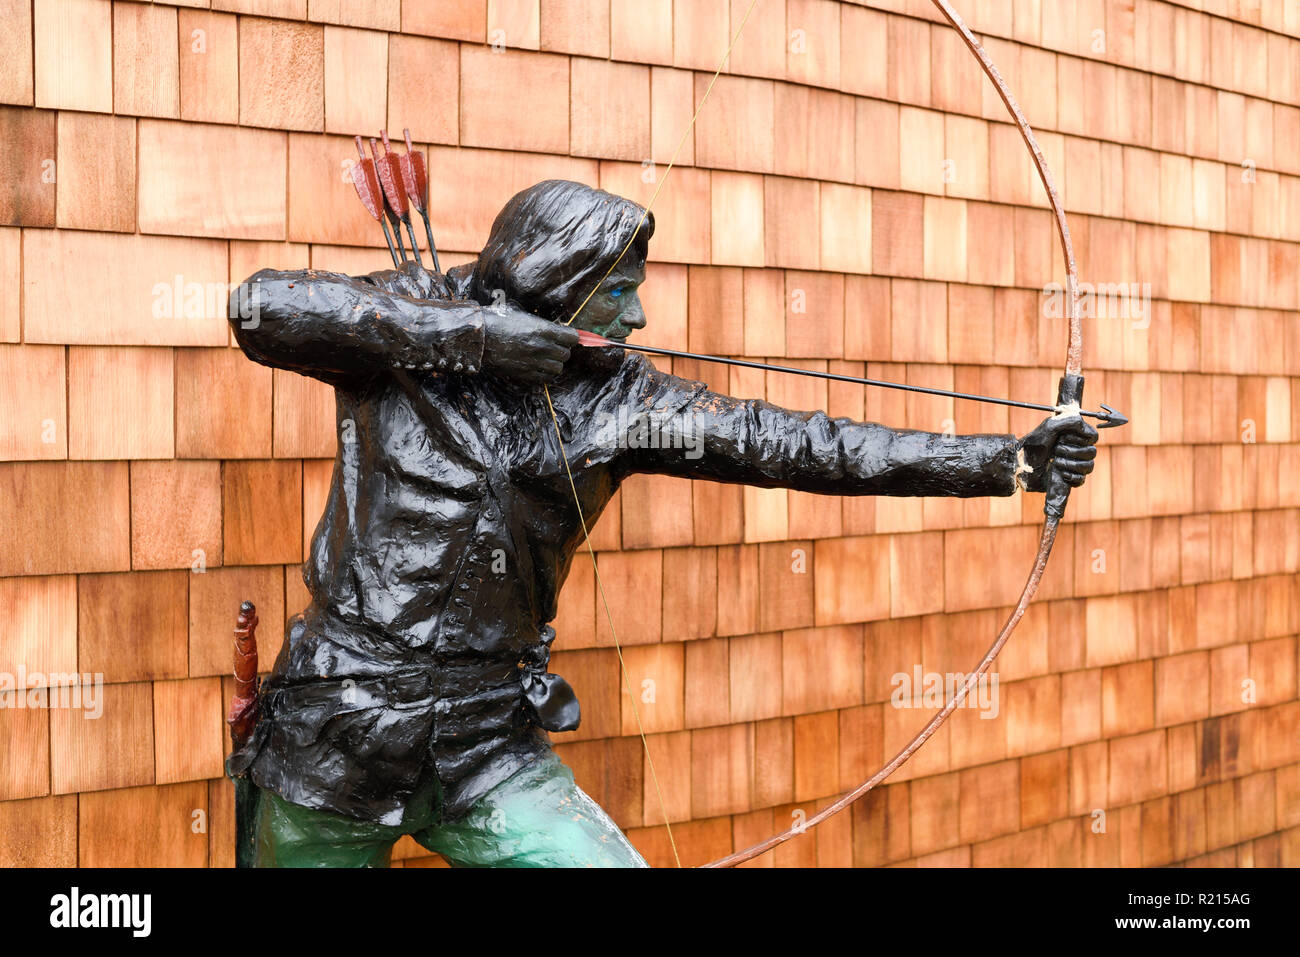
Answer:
[{"xmin": 1044, "ymin": 374, "xmax": 1084, "ymax": 521}]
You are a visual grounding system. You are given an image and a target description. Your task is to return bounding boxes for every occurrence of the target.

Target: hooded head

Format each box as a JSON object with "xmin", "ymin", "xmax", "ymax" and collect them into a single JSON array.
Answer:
[{"xmin": 468, "ymin": 180, "xmax": 652, "ymax": 340}]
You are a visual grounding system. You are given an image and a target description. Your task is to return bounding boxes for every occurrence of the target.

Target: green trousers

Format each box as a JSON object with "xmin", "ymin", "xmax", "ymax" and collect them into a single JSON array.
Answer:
[{"xmin": 253, "ymin": 751, "xmax": 648, "ymax": 868}]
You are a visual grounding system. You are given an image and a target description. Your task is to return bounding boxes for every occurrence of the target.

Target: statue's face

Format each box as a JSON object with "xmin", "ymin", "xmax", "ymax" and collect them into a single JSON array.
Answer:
[{"xmin": 564, "ymin": 254, "xmax": 646, "ymax": 341}]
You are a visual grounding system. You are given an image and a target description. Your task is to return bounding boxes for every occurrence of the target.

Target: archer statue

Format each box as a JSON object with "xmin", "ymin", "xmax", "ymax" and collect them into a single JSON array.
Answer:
[{"xmin": 224, "ymin": 176, "xmax": 1100, "ymax": 867}]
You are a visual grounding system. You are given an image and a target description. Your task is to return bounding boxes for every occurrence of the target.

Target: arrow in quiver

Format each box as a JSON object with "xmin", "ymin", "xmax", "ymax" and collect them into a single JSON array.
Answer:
[
  {"xmin": 227, "ymin": 601, "xmax": 260, "ymax": 749},
  {"xmin": 227, "ymin": 600, "xmax": 260, "ymax": 868}
]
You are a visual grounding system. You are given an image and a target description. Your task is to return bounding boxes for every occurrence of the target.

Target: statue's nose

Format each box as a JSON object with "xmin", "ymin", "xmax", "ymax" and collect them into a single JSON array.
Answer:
[{"xmin": 622, "ymin": 300, "xmax": 647, "ymax": 328}]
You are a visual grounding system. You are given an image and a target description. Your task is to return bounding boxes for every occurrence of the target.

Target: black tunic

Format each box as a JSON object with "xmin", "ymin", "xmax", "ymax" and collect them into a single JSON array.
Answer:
[{"xmin": 225, "ymin": 262, "xmax": 1019, "ymax": 825}]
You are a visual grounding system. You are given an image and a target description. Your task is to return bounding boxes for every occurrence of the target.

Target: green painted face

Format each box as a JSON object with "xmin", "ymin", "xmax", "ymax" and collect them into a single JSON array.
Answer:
[{"xmin": 566, "ymin": 256, "xmax": 647, "ymax": 340}]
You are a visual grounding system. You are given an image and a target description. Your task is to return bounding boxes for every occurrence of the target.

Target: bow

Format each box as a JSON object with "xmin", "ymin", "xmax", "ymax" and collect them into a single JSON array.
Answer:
[{"xmin": 553, "ymin": 0, "xmax": 1112, "ymax": 867}]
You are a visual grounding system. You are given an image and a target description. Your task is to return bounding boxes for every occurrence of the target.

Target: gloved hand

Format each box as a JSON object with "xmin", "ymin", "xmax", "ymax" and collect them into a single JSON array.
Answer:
[
  {"xmin": 1017, "ymin": 414, "xmax": 1099, "ymax": 492},
  {"xmin": 482, "ymin": 307, "xmax": 579, "ymax": 385}
]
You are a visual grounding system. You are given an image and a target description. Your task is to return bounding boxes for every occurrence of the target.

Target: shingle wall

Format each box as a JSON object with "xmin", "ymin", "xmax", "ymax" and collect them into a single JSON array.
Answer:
[{"xmin": 1, "ymin": 0, "xmax": 1298, "ymax": 867}]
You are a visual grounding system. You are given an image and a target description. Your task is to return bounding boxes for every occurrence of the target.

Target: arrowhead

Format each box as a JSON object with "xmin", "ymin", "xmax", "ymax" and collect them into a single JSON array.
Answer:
[{"xmin": 1097, "ymin": 404, "xmax": 1128, "ymax": 429}]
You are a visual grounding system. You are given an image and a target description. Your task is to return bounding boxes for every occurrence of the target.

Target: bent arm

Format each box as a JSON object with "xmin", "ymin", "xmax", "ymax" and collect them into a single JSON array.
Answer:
[
  {"xmin": 621, "ymin": 383, "xmax": 1018, "ymax": 498},
  {"xmin": 229, "ymin": 263, "xmax": 484, "ymax": 385}
]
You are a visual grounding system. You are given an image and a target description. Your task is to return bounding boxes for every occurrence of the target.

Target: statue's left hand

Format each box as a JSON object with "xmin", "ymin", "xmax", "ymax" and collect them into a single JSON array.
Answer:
[{"xmin": 1017, "ymin": 414, "xmax": 1098, "ymax": 492}]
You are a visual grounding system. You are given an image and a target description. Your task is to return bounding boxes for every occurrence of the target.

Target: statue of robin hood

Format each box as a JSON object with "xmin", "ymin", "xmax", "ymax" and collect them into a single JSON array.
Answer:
[{"xmin": 225, "ymin": 178, "xmax": 1098, "ymax": 867}]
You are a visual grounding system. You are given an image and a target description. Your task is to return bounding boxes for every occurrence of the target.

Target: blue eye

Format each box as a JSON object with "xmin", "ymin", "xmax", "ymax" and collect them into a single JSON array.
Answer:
[{"xmin": 610, "ymin": 287, "xmax": 623, "ymax": 298}]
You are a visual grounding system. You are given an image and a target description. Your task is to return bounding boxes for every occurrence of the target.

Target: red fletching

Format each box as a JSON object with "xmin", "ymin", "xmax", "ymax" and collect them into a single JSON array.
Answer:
[
  {"xmin": 375, "ymin": 132, "xmax": 409, "ymax": 219},
  {"xmin": 403, "ymin": 129, "xmax": 429, "ymax": 210},
  {"xmin": 349, "ymin": 136, "xmax": 383, "ymax": 221},
  {"xmin": 397, "ymin": 152, "xmax": 421, "ymax": 211},
  {"xmin": 576, "ymin": 329, "xmax": 613, "ymax": 348}
]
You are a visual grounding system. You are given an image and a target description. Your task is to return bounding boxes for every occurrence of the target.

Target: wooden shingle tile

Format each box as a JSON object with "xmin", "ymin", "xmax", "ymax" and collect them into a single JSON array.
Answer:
[
  {"xmin": 78, "ymin": 781, "xmax": 209, "ymax": 866},
  {"xmin": 959, "ymin": 759, "xmax": 1020, "ymax": 845},
  {"xmin": 222, "ymin": 459, "xmax": 303, "ymax": 565},
  {"xmin": 55, "ymin": 111, "xmax": 136, "ymax": 232},
  {"xmin": 682, "ymin": 635, "xmax": 727, "ymax": 728},
  {"xmin": 663, "ymin": 546, "xmax": 717, "ymax": 643},
  {"xmin": 33, "ymin": 0, "xmax": 111, "ymax": 112},
  {"xmin": 0, "ymin": 462, "xmax": 130, "ymax": 576},
  {"xmin": 728, "ymin": 631, "xmax": 782, "ymax": 723},
  {"xmin": 0, "ymin": 0, "xmax": 33, "ymax": 106},
  {"xmin": 139, "ymin": 120, "xmax": 287, "ymax": 240},
  {"xmin": 0, "ymin": 700, "xmax": 48, "ymax": 800},
  {"xmin": 178, "ymin": 9, "xmax": 239, "ymax": 124},
  {"xmin": 153, "ymin": 677, "xmax": 224, "ymax": 784},
  {"xmin": 691, "ymin": 723, "xmax": 751, "ymax": 819},
  {"xmin": 387, "ymin": 34, "xmax": 458, "ymax": 145},
  {"xmin": 0, "ymin": 795, "xmax": 76, "ymax": 866},
  {"xmin": 639, "ymin": 729, "xmax": 690, "ymax": 826},
  {"xmin": 176, "ymin": 347, "xmax": 273, "ymax": 459},
  {"xmin": 792, "ymin": 708, "xmax": 839, "ymax": 803},
  {"xmin": 189, "ymin": 564, "xmax": 286, "ymax": 677},
  {"xmin": 78, "ymin": 569, "xmax": 189, "ymax": 684},
  {"xmin": 540, "ymin": 0, "xmax": 608, "ymax": 57},
  {"xmin": 487, "ymin": 0, "xmax": 540, "ymax": 50},
  {"xmin": 131, "ymin": 460, "xmax": 223, "ymax": 571},
  {"xmin": 0, "ymin": 344, "xmax": 65, "ymax": 460},
  {"xmin": 272, "ymin": 368, "xmax": 336, "ymax": 459},
  {"xmin": 694, "ymin": 74, "xmax": 774, "ymax": 174},
  {"xmin": 0, "ymin": 574, "xmax": 76, "ymax": 684},
  {"xmin": 782, "ymin": 625, "xmax": 862, "ymax": 715},
  {"xmin": 23, "ymin": 230, "xmax": 229, "ymax": 346},
  {"xmin": 0, "ymin": 106, "xmax": 55, "ymax": 226},
  {"xmin": 67, "ymin": 346, "xmax": 174, "ymax": 460},
  {"xmin": 239, "ymin": 17, "xmax": 324, "ymax": 132},
  {"xmin": 609, "ymin": 0, "xmax": 670, "ymax": 64},
  {"xmin": 571, "ymin": 57, "xmax": 649, "ymax": 161},
  {"xmin": 401, "ymin": 0, "xmax": 483, "ymax": 39},
  {"xmin": 619, "ymin": 642, "xmax": 682, "ymax": 736},
  {"xmin": 460, "ymin": 47, "xmax": 568, "ymax": 153},
  {"xmin": 586, "ymin": 550, "xmax": 663, "ymax": 647},
  {"xmin": 50, "ymin": 680, "xmax": 153, "ymax": 794},
  {"xmin": 324, "ymin": 25, "xmax": 388, "ymax": 135},
  {"xmin": 114, "ymin": 0, "xmax": 180, "ymax": 118}
]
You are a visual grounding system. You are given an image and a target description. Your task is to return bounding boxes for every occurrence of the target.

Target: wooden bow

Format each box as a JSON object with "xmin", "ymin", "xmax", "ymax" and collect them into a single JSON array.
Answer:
[{"xmin": 557, "ymin": 0, "xmax": 1092, "ymax": 868}]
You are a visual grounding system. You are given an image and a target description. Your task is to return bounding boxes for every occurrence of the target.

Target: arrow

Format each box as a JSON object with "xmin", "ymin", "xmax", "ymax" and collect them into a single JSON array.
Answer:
[{"xmin": 575, "ymin": 329, "xmax": 1129, "ymax": 428}]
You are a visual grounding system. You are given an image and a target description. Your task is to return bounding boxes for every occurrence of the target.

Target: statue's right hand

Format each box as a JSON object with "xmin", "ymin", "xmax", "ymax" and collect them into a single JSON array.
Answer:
[{"xmin": 482, "ymin": 308, "xmax": 580, "ymax": 384}]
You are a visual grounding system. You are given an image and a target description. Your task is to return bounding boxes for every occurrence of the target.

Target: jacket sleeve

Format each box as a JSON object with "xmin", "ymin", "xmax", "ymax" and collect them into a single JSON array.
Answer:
[
  {"xmin": 228, "ymin": 262, "xmax": 485, "ymax": 386},
  {"xmin": 614, "ymin": 360, "xmax": 1018, "ymax": 498}
]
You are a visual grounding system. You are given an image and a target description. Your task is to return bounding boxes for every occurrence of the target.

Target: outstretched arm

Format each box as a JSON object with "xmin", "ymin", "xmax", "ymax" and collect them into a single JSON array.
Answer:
[
  {"xmin": 614, "ymin": 359, "xmax": 1096, "ymax": 497},
  {"xmin": 632, "ymin": 388, "xmax": 1020, "ymax": 497}
]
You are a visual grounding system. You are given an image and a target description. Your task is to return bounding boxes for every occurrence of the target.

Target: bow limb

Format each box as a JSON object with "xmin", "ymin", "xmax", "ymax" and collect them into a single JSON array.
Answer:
[{"xmin": 704, "ymin": 0, "xmax": 1085, "ymax": 868}]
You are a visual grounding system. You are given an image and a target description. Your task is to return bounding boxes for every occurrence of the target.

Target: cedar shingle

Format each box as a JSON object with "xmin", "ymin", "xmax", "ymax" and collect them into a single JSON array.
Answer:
[
  {"xmin": 50, "ymin": 680, "xmax": 154, "ymax": 794},
  {"xmin": 239, "ymin": 17, "xmax": 324, "ymax": 132},
  {"xmin": 0, "ymin": 106, "xmax": 55, "ymax": 226},
  {"xmin": 78, "ymin": 570, "xmax": 189, "ymax": 684},
  {"xmin": 0, "ymin": 344, "xmax": 65, "ymax": 460},
  {"xmin": 55, "ymin": 112, "xmax": 136, "ymax": 232},
  {"xmin": 139, "ymin": 120, "xmax": 287, "ymax": 240},
  {"xmin": 178, "ymin": 9, "xmax": 239, "ymax": 124},
  {"xmin": 78, "ymin": 782, "xmax": 209, "ymax": 866},
  {"xmin": 131, "ymin": 460, "xmax": 224, "ymax": 571},
  {"xmin": 33, "ymin": 0, "xmax": 111, "ymax": 112},
  {"xmin": 222, "ymin": 459, "xmax": 303, "ymax": 565},
  {"xmin": 0, "ymin": 462, "xmax": 130, "ymax": 576},
  {"xmin": 113, "ymin": 1, "xmax": 180, "ymax": 118}
]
